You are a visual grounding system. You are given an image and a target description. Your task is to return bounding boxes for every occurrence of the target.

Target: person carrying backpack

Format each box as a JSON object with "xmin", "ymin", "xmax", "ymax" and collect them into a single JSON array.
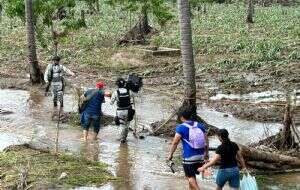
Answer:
[
  {"xmin": 80, "ymin": 81, "xmax": 105, "ymax": 141},
  {"xmin": 198, "ymin": 129, "xmax": 247, "ymax": 190},
  {"xmin": 167, "ymin": 108, "xmax": 209, "ymax": 190},
  {"xmin": 110, "ymin": 78, "xmax": 135, "ymax": 143},
  {"xmin": 44, "ymin": 56, "xmax": 75, "ymax": 108}
]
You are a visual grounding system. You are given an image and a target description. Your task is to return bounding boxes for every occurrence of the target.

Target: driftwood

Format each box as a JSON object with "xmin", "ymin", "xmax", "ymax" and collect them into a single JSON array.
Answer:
[{"xmin": 240, "ymin": 144, "xmax": 300, "ymax": 170}]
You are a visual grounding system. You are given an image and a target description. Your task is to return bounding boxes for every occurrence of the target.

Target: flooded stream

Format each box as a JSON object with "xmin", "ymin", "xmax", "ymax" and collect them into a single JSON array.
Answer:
[{"xmin": 0, "ymin": 89, "xmax": 299, "ymax": 190}]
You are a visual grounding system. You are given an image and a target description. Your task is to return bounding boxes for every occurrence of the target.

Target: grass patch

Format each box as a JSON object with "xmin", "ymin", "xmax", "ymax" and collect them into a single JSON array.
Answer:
[{"xmin": 0, "ymin": 145, "xmax": 115, "ymax": 189}]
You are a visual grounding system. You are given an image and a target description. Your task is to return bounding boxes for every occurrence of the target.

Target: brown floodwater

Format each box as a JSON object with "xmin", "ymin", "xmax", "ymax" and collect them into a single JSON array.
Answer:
[{"xmin": 0, "ymin": 89, "xmax": 299, "ymax": 190}]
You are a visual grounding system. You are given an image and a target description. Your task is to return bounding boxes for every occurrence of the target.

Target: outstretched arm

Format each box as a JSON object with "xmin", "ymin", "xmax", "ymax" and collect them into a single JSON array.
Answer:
[
  {"xmin": 198, "ymin": 153, "xmax": 221, "ymax": 172},
  {"xmin": 167, "ymin": 133, "xmax": 181, "ymax": 160},
  {"xmin": 62, "ymin": 65, "xmax": 75, "ymax": 76}
]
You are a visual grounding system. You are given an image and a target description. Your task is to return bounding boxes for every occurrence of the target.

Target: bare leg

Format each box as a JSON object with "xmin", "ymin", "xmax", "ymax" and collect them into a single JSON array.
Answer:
[
  {"xmin": 187, "ymin": 177, "xmax": 200, "ymax": 190},
  {"xmin": 92, "ymin": 132, "xmax": 98, "ymax": 141},
  {"xmin": 230, "ymin": 187, "xmax": 238, "ymax": 190},
  {"xmin": 83, "ymin": 130, "xmax": 88, "ymax": 141},
  {"xmin": 216, "ymin": 186, "xmax": 222, "ymax": 190}
]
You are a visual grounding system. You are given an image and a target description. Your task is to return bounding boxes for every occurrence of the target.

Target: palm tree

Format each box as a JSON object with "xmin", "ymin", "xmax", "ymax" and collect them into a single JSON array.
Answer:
[
  {"xmin": 178, "ymin": 0, "xmax": 197, "ymax": 118},
  {"xmin": 25, "ymin": 0, "xmax": 42, "ymax": 84}
]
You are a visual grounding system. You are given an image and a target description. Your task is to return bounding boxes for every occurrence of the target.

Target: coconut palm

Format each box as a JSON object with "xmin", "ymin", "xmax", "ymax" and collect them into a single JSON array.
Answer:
[
  {"xmin": 178, "ymin": 0, "xmax": 197, "ymax": 118},
  {"xmin": 246, "ymin": 0, "xmax": 254, "ymax": 23},
  {"xmin": 25, "ymin": 0, "xmax": 41, "ymax": 84}
]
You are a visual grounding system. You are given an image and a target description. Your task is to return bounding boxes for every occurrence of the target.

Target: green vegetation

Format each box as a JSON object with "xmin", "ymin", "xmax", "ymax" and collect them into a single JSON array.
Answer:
[
  {"xmin": 0, "ymin": 145, "xmax": 114, "ymax": 189},
  {"xmin": 0, "ymin": 1, "xmax": 299, "ymax": 91},
  {"xmin": 153, "ymin": 4, "xmax": 300, "ymax": 70}
]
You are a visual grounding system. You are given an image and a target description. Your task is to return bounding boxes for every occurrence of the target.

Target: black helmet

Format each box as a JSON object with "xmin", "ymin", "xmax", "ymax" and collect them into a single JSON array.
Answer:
[
  {"xmin": 52, "ymin": 56, "xmax": 61, "ymax": 61},
  {"xmin": 116, "ymin": 78, "xmax": 126, "ymax": 88}
]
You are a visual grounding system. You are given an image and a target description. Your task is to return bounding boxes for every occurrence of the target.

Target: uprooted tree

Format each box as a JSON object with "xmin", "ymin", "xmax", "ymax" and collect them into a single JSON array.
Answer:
[
  {"xmin": 106, "ymin": 0, "xmax": 173, "ymax": 45},
  {"xmin": 243, "ymin": 93, "xmax": 300, "ymax": 171}
]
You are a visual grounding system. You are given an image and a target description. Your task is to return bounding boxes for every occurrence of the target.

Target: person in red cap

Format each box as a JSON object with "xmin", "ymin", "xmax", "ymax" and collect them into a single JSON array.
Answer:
[{"xmin": 79, "ymin": 81, "xmax": 105, "ymax": 141}]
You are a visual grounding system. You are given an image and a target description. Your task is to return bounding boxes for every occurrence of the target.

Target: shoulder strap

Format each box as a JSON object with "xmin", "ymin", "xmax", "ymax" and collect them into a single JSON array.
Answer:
[
  {"xmin": 50, "ymin": 63, "xmax": 54, "ymax": 75},
  {"xmin": 182, "ymin": 122, "xmax": 198, "ymax": 128}
]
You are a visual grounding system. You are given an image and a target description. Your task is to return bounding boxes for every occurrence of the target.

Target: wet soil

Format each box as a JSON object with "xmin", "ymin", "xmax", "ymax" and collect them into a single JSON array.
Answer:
[{"xmin": 1, "ymin": 47, "xmax": 299, "ymax": 123}]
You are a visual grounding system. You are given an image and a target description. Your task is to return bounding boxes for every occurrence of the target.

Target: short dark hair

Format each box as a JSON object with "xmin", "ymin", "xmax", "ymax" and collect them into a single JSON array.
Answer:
[
  {"xmin": 52, "ymin": 56, "xmax": 61, "ymax": 61},
  {"xmin": 116, "ymin": 77, "xmax": 126, "ymax": 88},
  {"xmin": 178, "ymin": 108, "xmax": 193, "ymax": 120}
]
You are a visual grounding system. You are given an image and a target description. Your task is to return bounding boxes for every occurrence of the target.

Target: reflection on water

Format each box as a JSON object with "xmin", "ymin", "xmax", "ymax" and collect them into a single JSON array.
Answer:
[
  {"xmin": 112, "ymin": 144, "xmax": 133, "ymax": 190},
  {"xmin": 80, "ymin": 142, "xmax": 100, "ymax": 162},
  {"xmin": 0, "ymin": 89, "xmax": 298, "ymax": 190},
  {"xmin": 258, "ymin": 173, "xmax": 300, "ymax": 190}
]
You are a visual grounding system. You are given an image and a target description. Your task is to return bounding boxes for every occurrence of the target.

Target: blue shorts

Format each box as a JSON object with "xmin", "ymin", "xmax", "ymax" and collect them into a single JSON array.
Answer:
[
  {"xmin": 216, "ymin": 167, "xmax": 240, "ymax": 188},
  {"xmin": 80, "ymin": 112, "xmax": 100, "ymax": 134}
]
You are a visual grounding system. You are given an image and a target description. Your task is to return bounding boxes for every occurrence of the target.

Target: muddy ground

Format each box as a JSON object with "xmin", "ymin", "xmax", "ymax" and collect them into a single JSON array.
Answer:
[{"xmin": 1, "ymin": 48, "xmax": 297, "ymax": 124}]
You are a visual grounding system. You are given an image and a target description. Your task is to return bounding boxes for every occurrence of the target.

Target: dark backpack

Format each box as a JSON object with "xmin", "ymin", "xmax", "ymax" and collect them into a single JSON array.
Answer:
[
  {"xmin": 78, "ymin": 89, "xmax": 99, "ymax": 114},
  {"xmin": 126, "ymin": 74, "xmax": 143, "ymax": 93},
  {"xmin": 117, "ymin": 89, "xmax": 131, "ymax": 109}
]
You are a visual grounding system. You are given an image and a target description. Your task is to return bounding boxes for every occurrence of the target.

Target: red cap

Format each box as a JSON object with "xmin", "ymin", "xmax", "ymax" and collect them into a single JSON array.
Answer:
[{"xmin": 96, "ymin": 81, "xmax": 105, "ymax": 89}]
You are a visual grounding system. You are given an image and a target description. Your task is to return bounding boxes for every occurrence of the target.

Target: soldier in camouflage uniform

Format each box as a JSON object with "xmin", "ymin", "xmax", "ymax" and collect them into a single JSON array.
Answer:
[{"xmin": 44, "ymin": 56, "xmax": 75, "ymax": 108}]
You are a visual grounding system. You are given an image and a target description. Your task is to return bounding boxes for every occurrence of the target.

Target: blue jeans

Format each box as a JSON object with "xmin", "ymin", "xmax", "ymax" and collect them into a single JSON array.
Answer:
[
  {"xmin": 216, "ymin": 167, "xmax": 240, "ymax": 188},
  {"xmin": 80, "ymin": 112, "xmax": 100, "ymax": 134}
]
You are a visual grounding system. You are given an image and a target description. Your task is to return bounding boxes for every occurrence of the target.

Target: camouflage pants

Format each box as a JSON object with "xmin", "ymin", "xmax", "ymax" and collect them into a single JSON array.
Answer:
[
  {"xmin": 116, "ymin": 109, "xmax": 129, "ymax": 141},
  {"xmin": 52, "ymin": 82, "xmax": 64, "ymax": 107}
]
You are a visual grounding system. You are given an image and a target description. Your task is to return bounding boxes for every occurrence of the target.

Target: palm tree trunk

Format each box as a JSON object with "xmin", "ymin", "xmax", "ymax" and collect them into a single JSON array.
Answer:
[
  {"xmin": 246, "ymin": 0, "xmax": 254, "ymax": 23},
  {"xmin": 96, "ymin": 0, "xmax": 100, "ymax": 14},
  {"xmin": 178, "ymin": 0, "xmax": 197, "ymax": 119},
  {"xmin": 25, "ymin": 0, "xmax": 41, "ymax": 84}
]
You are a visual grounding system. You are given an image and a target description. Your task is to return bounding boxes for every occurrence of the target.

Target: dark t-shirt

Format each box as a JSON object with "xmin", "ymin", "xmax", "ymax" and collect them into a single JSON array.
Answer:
[
  {"xmin": 216, "ymin": 141, "xmax": 239, "ymax": 169},
  {"xmin": 84, "ymin": 89, "xmax": 104, "ymax": 116}
]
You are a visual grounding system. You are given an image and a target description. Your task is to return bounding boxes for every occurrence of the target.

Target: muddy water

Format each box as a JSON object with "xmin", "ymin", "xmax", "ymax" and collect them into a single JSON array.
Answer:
[
  {"xmin": 209, "ymin": 90, "xmax": 286, "ymax": 103},
  {"xmin": 0, "ymin": 89, "xmax": 299, "ymax": 190}
]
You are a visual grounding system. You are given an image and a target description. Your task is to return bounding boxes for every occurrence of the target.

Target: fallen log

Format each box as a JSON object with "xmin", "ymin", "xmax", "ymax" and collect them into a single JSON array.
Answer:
[{"xmin": 240, "ymin": 144, "xmax": 300, "ymax": 170}]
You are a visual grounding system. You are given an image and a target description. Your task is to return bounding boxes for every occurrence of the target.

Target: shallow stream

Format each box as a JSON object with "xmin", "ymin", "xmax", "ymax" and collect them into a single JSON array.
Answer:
[{"xmin": 0, "ymin": 89, "xmax": 299, "ymax": 190}]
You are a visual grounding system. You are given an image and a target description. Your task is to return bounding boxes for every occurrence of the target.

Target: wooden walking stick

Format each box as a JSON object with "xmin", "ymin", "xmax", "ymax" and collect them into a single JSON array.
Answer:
[
  {"xmin": 133, "ymin": 96, "xmax": 138, "ymax": 138},
  {"xmin": 55, "ymin": 107, "xmax": 61, "ymax": 155}
]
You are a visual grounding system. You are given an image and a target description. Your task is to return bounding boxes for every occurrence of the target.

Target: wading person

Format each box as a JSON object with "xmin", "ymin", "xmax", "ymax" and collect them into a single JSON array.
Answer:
[
  {"xmin": 198, "ymin": 129, "xmax": 246, "ymax": 190},
  {"xmin": 167, "ymin": 109, "xmax": 209, "ymax": 190},
  {"xmin": 80, "ymin": 81, "xmax": 105, "ymax": 141},
  {"xmin": 110, "ymin": 78, "xmax": 134, "ymax": 143},
  {"xmin": 44, "ymin": 56, "xmax": 75, "ymax": 109}
]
